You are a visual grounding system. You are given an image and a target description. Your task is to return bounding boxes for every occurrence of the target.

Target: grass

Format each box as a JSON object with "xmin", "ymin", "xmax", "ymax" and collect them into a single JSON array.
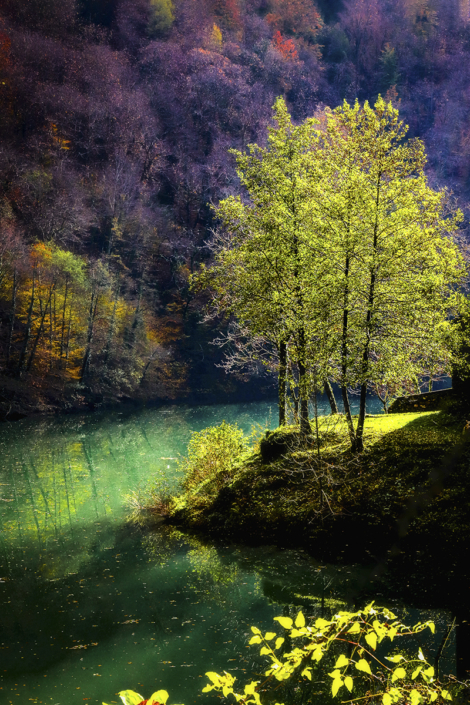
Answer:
[
  {"xmin": 133, "ymin": 409, "xmax": 470, "ymax": 608},
  {"xmin": 159, "ymin": 408, "xmax": 466, "ymax": 557}
]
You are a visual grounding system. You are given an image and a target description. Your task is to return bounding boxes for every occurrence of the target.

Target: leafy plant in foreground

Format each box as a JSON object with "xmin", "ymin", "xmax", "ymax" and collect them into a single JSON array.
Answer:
[{"xmin": 105, "ymin": 604, "xmax": 454, "ymax": 705}]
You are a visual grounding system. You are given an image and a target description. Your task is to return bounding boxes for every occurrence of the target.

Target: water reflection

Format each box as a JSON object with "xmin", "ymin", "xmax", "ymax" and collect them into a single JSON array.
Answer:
[{"xmin": 0, "ymin": 400, "xmax": 458, "ymax": 703}]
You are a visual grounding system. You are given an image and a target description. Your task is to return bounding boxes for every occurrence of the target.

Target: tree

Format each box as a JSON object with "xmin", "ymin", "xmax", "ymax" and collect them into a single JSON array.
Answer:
[
  {"xmin": 200, "ymin": 97, "xmax": 464, "ymax": 450},
  {"xmin": 199, "ymin": 99, "xmax": 336, "ymax": 433},
  {"xmin": 308, "ymin": 96, "xmax": 464, "ymax": 450},
  {"xmin": 148, "ymin": 0, "xmax": 175, "ymax": 36}
]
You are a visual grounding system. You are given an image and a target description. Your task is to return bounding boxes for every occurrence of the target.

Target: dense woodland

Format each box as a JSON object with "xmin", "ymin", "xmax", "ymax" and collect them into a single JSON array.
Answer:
[{"xmin": 2, "ymin": 0, "xmax": 470, "ymax": 416}]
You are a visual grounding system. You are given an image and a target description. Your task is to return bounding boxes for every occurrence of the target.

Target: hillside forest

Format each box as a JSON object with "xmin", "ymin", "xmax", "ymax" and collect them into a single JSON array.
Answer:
[{"xmin": 1, "ymin": 0, "xmax": 470, "ymax": 416}]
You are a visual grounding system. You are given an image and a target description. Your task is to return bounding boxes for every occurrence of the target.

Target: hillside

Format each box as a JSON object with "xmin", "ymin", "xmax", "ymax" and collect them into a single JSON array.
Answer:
[{"xmin": 1, "ymin": 0, "xmax": 470, "ymax": 415}]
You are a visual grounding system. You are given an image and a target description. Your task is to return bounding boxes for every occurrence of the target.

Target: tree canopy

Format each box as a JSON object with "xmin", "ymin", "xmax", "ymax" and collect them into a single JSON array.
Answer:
[{"xmin": 200, "ymin": 97, "xmax": 465, "ymax": 450}]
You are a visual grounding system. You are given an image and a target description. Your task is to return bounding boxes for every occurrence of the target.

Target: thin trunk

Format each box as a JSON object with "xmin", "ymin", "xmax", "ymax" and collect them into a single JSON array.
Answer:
[
  {"xmin": 80, "ymin": 291, "xmax": 98, "ymax": 381},
  {"xmin": 103, "ymin": 290, "xmax": 118, "ymax": 365},
  {"xmin": 64, "ymin": 306, "xmax": 72, "ymax": 373},
  {"xmin": 49, "ymin": 294, "xmax": 54, "ymax": 371},
  {"xmin": 324, "ymin": 379, "xmax": 338, "ymax": 414},
  {"xmin": 313, "ymin": 381, "xmax": 323, "ymax": 512},
  {"xmin": 26, "ymin": 283, "xmax": 56, "ymax": 373},
  {"xmin": 60, "ymin": 276, "xmax": 69, "ymax": 366},
  {"xmin": 298, "ymin": 327, "xmax": 310, "ymax": 436},
  {"xmin": 288, "ymin": 361, "xmax": 299, "ymax": 423},
  {"xmin": 278, "ymin": 338, "xmax": 288, "ymax": 426},
  {"xmin": 7, "ymin": 268, "xmax": 18, "ymax": 365},
  {"xmin": 16, "ymin": 272, "xmax": 35, "ymax": 377},
  {"xmin": 355, "ymin": 172, "xmax": 381, "ymax": 453},
  {"xmin": 341, "ymin": 254, "xmax": 356, "ymax": 447},
  {"xmin": 127, "ymin": 285, "xmax": 143, "ymax": 351}
]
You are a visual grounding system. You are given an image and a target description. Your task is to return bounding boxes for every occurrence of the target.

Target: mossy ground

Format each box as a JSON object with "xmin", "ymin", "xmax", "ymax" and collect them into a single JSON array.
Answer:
[{"xmin": 165, "ymin": 410, "xmax": 470, "ymax": 609}]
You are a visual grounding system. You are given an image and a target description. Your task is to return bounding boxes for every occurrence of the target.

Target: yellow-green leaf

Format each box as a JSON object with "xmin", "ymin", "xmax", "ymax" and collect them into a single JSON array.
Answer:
[
  {"xmin": 332, "ymin": 679, "xmax": 343, "ymax": 697},
  {"xmin": 311, "ymin": 646, "xmax": 323, "ymax": 662},
  {"xmin": 315, "ymin": 618, "xmax": 330, "ymax": 629},
  {"xmin": 275, "ymin": 617, "xmax": 293, "ymax": 630},
  {"xmin": 335, "ymin": 654, "xmax": 349, "ymax": 669},
  {"xmin": 391, "ymin": 667, "xmax": 406, "ymax": 682},
  {"xmin": 295, "ymin": 612, "xmax": 305, "ymax": 628},
  {"xmin": 260, "ymin": 647, "xmax": 271, "ymax": 656},
  {"xmin": 249, "ymin": 636, "xmax": 262, "ymax": 645},
  {"xmin": 344, "ymin": 676, "xmax": 353, "ymax": 692},
  {"xmin": 301, "ymin": 668, "xmax": 312, "ymax": 681},
  {"xmin": 430, "ymin": 693, "xmax": 438, "ymax": 702},
  {"xmin": 148, "ymin": 691, "xmax": 169, "ymax": 705},
  {"xmin": 265, "ymin": 632, "xmax": 276, "ymax": 641},
  {"xmin": 365, "ymin": 632, "xmax": 377, "ymax": 650},
  {"xmin": 423, "ymin": 666, "xmax": 435, "ymax": 678},
  {"xmin": 412, "ymin": 667, "xmax": 422, "ymax": 679},
  {"xmin": 244, "ymin": 682, "xmax": 257, "ymax": 696},
  {"xmin": 441, "ymin": 690, "xmax": 452, "ymax": 700},
  {"xmin": 275, "ymin": 637, "xmax": 284, "ymax": 650},
  {"xmin": 348, "ymin": 622, "xmax": 361, "ymax": 634},
  {"xmin": 383, "ymin": 694, "xmax": 392, "ymax": 705},
  {"xmin": 251, "ymin": 626, "xmax": 261, "ymax": 635},
  {"xmin": 410, "ymin": 689, "xmax": 423, "ymax": 705},
  {"xmin": 385, "ymin": 655, "xmax": 404, "ymax": 663},
  {"xmin": 355, "ymin": 659, "xmax": 372, "ymax": 675}
]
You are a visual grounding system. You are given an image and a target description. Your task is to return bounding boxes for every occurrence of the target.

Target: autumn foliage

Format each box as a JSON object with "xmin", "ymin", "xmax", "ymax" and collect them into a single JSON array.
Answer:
[
  {"xmin": 0, "ymin": 0, "xmax": 470, "ymax": 415},
  {"xmin": 272, "ymin": 30, "xmax": 299, "ymax": 60}
]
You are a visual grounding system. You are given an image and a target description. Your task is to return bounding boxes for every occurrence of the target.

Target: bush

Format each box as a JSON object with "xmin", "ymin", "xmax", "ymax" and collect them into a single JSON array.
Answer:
[{"xmin": 179, "ymin": 421, "xmax": 249, "ymax": 496}]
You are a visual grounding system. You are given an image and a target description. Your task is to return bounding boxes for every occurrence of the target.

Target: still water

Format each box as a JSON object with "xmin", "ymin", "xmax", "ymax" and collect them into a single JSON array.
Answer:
[{"xmin": 0, "ymin": 399, "xmax": 455, "ymax": 705}]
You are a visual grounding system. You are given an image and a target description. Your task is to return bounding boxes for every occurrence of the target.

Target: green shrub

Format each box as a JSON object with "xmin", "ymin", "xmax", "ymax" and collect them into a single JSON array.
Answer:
[{"xmin": 179, "ymin": 421, "xmax": 249, "ymax": 496}]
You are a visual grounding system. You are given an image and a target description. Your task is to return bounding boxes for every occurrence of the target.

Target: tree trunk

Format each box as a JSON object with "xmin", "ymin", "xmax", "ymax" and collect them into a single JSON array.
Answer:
[
  {"xmin": 64, "ymin": 305, "xmax": 72, "ymax": 373},
  {"xmin": 324, "ymin": 379, "xmax": 338, "ymax": 414},
  {"xmin": 278, "ymin": 338, "xmax": 288, "ymax": 426},
  {"xmin": 26, "ymin": 283, "xmax": 56, "ymax": 373},
  {"xmin": 103, "ymin": 290, "xmax": 118, "ymax": 366},
  {"xmin": 355, "ymin": 188, "xmax": 380, "ymax": 453},
  {"xmin": 60, "ymin": 276, "xmax": 69, "ymax": 367},
  {"xmin": 80, "ymin": 291, "xmax": 98, "ymax": 382},
  {"xmin": 16, "ymin": 272, "xmax": 35, "ymax": 377},
  {"xmin": 341, "ymin": 254, "xmax": 357, "ymax": 448},
  {"xmin": 355, "ymin": 382, "xmax": 367, "ymax": 453},
  {"xmin": 127, "ymin": 285, "xmax": 142, "ymax": 351},
  {"xmin": 298, "ymin": 328, "xmax": 310, "ymax": 436},
  {"xmin": 7, "ymin": 268, "xmax": 18, "ymax": 365},
  {"xmin": 49, "ymin": 294, "xmax": 54, "ymax": 371}
]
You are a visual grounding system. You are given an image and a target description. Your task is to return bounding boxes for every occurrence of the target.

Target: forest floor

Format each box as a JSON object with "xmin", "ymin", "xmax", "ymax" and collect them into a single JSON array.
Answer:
[{"xmin": 159, "ymin": 409, "xmax": 470, "ymax": 609}]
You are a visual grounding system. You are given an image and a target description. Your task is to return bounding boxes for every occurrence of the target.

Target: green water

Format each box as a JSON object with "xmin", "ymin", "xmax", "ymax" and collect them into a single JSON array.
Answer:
[{"xmin": 0, "ymin": 401, "xmax": 455, "ymax": 705}]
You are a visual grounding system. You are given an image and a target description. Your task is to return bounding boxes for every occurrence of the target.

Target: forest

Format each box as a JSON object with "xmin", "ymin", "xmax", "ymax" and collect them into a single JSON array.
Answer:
[{"xmin": 1, "ymin": 0, "xmax": 470, "ymax": 416}]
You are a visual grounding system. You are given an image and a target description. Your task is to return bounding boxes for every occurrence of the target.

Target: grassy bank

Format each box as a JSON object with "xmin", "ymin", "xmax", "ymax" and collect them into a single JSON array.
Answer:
[{"xmin": 136, "ymin": 410, "xmax": 470, "ymax": 607}]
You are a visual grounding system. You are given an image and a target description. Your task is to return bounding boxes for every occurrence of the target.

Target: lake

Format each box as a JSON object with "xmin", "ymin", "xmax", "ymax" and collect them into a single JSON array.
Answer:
[{"xmin": 0, "ymin": 398, "xmax": 456, "ymax": 704}]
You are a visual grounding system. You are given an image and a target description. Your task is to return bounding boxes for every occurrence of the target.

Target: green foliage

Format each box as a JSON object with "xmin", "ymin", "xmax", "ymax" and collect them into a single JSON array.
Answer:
[
  {"xmin": 178, "ymin": 421, "xmax": 250, "ymax": 496},
  {"xmin": 106, "ymin": 605, "xmax": 458, "ymax": 705},
  {"xmin": 201, "ymin": 96, "xmax": 465, "ymax": 450},
  {"xmin": 203, "ymin": 603, "xmax": 450, "ymax": 705},
  {"xmin": 148, "ymin": 0, "xmax": 175, "ymax": 36}
]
